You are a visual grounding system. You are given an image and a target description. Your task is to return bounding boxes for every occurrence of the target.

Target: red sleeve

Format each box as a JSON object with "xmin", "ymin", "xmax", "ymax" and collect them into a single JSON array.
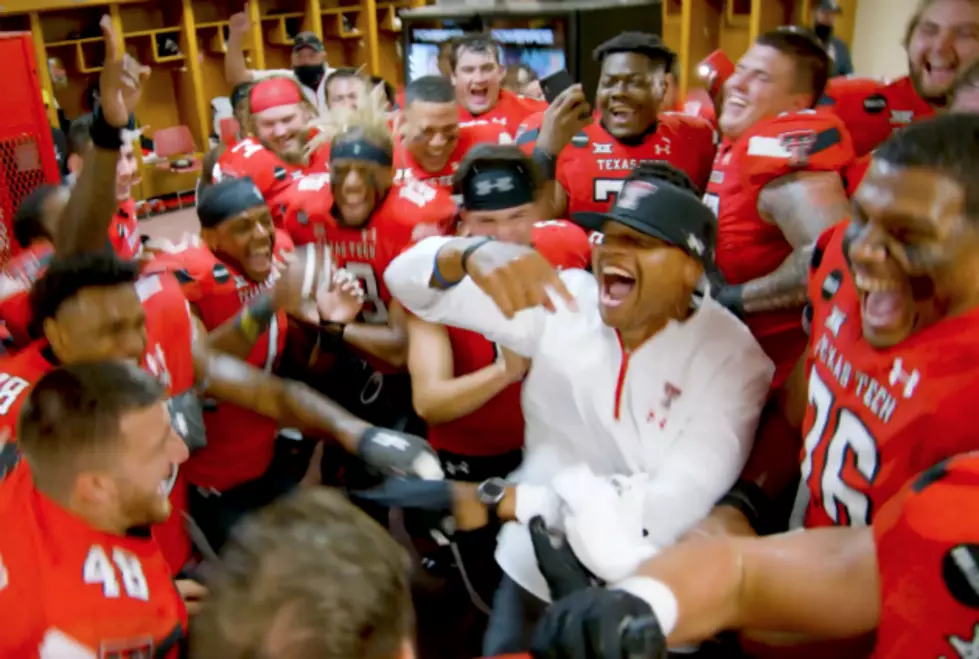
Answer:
[
  {"xmin": 806, "ymin": 222, "xmax": 845, "ymax": 307},
  {"xmin": 393, "ymin": 182, "xmax": 458, "ymax": 238},
  {"xmin": 818, "ymin": 77, "xmax": 891, "ymax": 158},
  {"xmin": 514, "ymin": 110, "xmax": 546, "ymax": 154},
  {"xmin": 282, "ymin": 174, "xmax": 333, "ymax": 246},
  {"xmin": 216, "ymin": 138, "xmax": 277, "ymax": 193},
  {"xmin": 147, "ymin": 248, "xmax": 215, "ymax": 306},
  {"xmin": 873, "ymin": 453, "xmax": 979, "ymax": 658},
  {"xmin": 665, "ymin": 113, "xmax": 717, "ymax": 193},
  {"xmin": 744, "ymin": 112, "xmax": 855, "ymax": 191}
]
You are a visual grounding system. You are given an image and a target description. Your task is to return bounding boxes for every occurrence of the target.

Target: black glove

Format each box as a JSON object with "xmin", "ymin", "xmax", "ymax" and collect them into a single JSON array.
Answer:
[
  {"xmin": 350, "ymin": 476, "xmax": 454, "ymax": 511},
  {"xmin": 356, "ymin": 427, "xmax": 444, "ymax": 480},
  {"xmin": 530, "ymin": 588, "xmax": 667, "ymax": 659},
  {"xmin": 529, "ymin": 516, "xmax": 602, "ymax": 600}
]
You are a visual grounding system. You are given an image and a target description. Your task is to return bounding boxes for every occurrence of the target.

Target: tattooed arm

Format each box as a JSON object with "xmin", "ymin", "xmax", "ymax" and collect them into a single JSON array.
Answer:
[{"xmin": 736, "ymin": 171, "xmax": 850, "ymax": 314}]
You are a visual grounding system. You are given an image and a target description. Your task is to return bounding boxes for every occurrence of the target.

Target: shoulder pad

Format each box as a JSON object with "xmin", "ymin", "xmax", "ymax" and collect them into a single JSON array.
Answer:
[
  {"xmin": 745, "ymin": 112, "xmax": 853, "ymax": 178},
  {"xmin": 173, "ymin": 268, "xmax": 195, "ymax": 285},
  {"xmin": 912, "ymin": 457, "xmax": 951, "ymax": 493}
]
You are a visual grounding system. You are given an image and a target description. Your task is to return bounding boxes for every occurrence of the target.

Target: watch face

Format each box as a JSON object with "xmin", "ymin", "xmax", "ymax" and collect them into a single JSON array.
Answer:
[{"xmin": 478, "ymin": 478, "xmax": 506, "ymax": 504}]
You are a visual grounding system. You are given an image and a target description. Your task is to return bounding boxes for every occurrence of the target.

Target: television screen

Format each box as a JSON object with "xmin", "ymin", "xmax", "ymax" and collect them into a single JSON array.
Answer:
[{"xmin": 405, "ymin": 22, "xmax": 567, "ymax": 82}]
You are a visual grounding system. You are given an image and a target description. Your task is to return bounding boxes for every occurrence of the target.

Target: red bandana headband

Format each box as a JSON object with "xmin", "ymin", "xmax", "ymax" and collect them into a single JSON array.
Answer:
[{"xmin": 250, "ymin": 78, "xmax": 303, "ymax": 114}]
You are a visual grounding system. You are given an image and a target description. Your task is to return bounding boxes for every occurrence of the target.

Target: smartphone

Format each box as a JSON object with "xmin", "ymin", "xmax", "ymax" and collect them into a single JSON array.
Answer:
[{"xmin": 540, "ymin": 69, "xmax": 576, "ymax": 104}]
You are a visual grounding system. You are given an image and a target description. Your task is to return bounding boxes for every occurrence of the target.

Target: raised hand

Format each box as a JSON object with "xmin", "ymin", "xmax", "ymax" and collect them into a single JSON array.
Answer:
[
  {"xmin": 272, "ymin": 243, "xmax": 335, "ymax": 322},
  {"xmin": 463, "ymin": 241, "xmax": 577, "ymax": 319},
  {"xmin": 98, "ymin": 15, "xmax": 150, "ymax": 128},
  {"xmin": 537, "ymin": 84, "xmax": 592, "ymax": 155},
  {"xmin": 317, "ymin": 268, "xmax": 365, "ymax": 324},
  {"xmin": 228, "ymin": 11, "xmax": 252, "ymax": 38}
]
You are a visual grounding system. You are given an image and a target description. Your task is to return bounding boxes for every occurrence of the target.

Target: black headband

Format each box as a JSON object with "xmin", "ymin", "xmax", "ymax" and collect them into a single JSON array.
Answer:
[
  {"xmin": 197, "ymin": 177, "xmax": 266, "ymax": 228},
  {"xmin": 330, "ymin": 139, "xmax": 393, "ymax": 166},
  {"xmin": 462, "ymin": 166, "xmax": 536, "ymax": 211}
]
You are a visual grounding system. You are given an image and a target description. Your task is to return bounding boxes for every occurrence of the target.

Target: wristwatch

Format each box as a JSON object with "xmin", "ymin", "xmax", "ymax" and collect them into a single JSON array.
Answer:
[{"xmin": 477, "ymin": 477, "xmax": 508, "ymax": 526}]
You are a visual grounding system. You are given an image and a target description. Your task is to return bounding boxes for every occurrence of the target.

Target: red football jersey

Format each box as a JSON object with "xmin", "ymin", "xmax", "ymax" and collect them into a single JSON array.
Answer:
[
  {"xmin": 0, "ymin": 463, "xmax": 187, "ymax": 658},
  {"xmin": 706, "ymin": 110, "xmax": 854, "ymax": 388},
  {"xmin": 458, "ymin": 89, "xmax": 545, "ymax": 138},
  {"xmin": 109, "ymin": 198, "xmax": 142, "ymax": 260},
  {"xmin": 283, "ymin": 176, "xmax": 457, "ymax": 323},
  {"xmin": 430, "ymin": 221, "xmax": 590, "ymax": 456},
  {"xmin": 872, "ymin": 452, "xmax": 979, "ymax": 658},
  {"xmin": 0, "ymin": 272, "xmax": 199, "ymax": 574},
  {"xmin": 150, "ymin": 234, "xmax": 293, "ymax": 492},
  {"xmin": 517, "ymin": 112, "xmax": 716, "ymax": 217},
  {"xmin": 215, "ymin": 137, "xmax": 310, "ymax": 226},
  {"xmin": 801, "ymin": 224, "xmax": 979, "ymax": 529},
  {"xmin": 0, "ymin": 240, "xmax": 54, "ymax": 349},
  {"xmin": 394, "ymin": 122, "xmax": 504, "ymax": 190},
  {"xmin": 819, "ymin": 76, "xmax": 935, "ymax": 158}
]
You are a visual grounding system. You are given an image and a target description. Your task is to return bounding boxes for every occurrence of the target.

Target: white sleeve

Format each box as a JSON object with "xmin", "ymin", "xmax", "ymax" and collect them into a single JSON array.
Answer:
[
  {"xmin": 635, "ymin": 345, "xmax": 775, "ymax": 547},
  {"xmin": 383, "ymin": 236, "xmax": 547, "ymax": 358}
]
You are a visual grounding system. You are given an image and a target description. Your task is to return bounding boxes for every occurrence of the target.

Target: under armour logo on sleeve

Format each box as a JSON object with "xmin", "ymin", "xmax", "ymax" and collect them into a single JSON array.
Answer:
[{"xmin": 475, "ymin": 176, "xmax": 515, "ymax": 196}]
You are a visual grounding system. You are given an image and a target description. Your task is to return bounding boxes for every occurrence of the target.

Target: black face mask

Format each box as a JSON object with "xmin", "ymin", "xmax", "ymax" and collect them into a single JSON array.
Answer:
[
  {"xmin": 294, "ymin": 64, "xmax": 324, "ymax": 90},
  {"xmin": 814, "ymin": 22, "xmax": 834, "ymax": 43}
]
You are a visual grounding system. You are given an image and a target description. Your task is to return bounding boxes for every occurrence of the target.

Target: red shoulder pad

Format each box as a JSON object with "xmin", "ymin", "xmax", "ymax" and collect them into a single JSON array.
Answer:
[
  {"xmin": 514, "ymin": 110, "xmax": 546, "ymax": 153},
  {"xmin": 806, "ymin": 221, "xmax": 847, "ymax": 305},
  {"xmin": 532, "ymin": 220, "xmax": 591, "ymax": 270},
  {"xmin": 744, "ymin": 111, "xmax": 855, "ymax": 187},
  {"xmin": 147, "ymin": 246, "xmax": 219, "ymax": 305},
  {"xmin": 461, "ymin": 122, "xmax": 510, "ymax": 148},
  {"xmin": 392, "ymin": 182, "xmax": 458, "ymax": 234},
  {"xmin": 274, "ymin": 229, "xmax": 295, "ymax": 256},
  {"xmin": 216, "ymin": 138, "xmax": 280, "ymax": 192}
]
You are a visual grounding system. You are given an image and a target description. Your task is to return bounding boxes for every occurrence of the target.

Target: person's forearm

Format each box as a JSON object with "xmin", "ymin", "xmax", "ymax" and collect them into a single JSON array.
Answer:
[
  {"xmin": 414, "ymin": 361, "xmax": 512, "ymax": 425},
  {"xmin": 736, "ymin": 244, "xmax": 812, "ymax": 314},
  {"xmin": 202, "ymin": 351, "xmax": 369, "ymax": 453},
  {"xmin": 224, "ymin": 33, "xmax": 252, "ymax": 86},
  {"xmin": 207, "ymin": 294, "xmax": 275, "ymax": 359},
  {"xmin": 631, "ymin": 527, "xmax": 878, "ymax": 647},
  {"xmin": 55, "ymin": 145, "xmax": 120, "ymax": 256},
  {"xmin": 342, "ymin": 322, "xmax": 407, "ymax": 369}
]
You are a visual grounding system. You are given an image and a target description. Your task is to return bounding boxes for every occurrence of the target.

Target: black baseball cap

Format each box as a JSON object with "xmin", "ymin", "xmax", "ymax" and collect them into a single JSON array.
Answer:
[
  {"xmin": 293, "ymin": 31, "xmax": 325, "ymax": 53},
  {"xmin": 815, "ymin": 0, "xmax": 842, "ymax": 13},
  {"xmin": 573, "ymin": 175, "xmax": 716, "ymax": 263}
]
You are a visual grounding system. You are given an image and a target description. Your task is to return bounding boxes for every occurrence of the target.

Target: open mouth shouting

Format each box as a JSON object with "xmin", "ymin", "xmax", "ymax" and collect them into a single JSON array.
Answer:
[
  {"xmin": 606, "ymin": 103, "xmax": 637, "ymax": 128},
  {"xmin": 600, "ymin": 264, "xmax": 636, "ymax": 309},
  {"xmin": 159, "ymin": 463, "xmax": 178, "ymax": 499},
  {"xmin": 922, "ymin": 58, "xmax": 958, "ymax": 92},
  {"xmin": 468, "ymin": 84, "xmax": 492, "ymax": 110},
  {"xmin": 854, "ymin": 269, "xmax": 917, "ymax": 346},
  {"xmin": 245, "ymin": 244, "xmax": 273, "ymax": 278}
]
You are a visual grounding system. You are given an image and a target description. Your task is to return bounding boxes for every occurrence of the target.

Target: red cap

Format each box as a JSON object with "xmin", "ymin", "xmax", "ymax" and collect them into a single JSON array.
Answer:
[{"xmin": 250, "ymin": 78, "xmax": 303, "ymax": 114}]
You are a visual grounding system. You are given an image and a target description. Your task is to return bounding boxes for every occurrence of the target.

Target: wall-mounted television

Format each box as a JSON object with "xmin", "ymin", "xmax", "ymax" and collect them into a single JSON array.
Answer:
[{"xmin": 401, "ymin": 1, "xmax": 660, "ymax": 100}]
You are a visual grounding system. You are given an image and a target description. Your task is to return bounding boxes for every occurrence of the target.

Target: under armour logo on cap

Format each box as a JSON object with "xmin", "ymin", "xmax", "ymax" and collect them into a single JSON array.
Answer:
[
  {"xmin": 617, "ymin": 180, "xmax": 657, "ymax": 211},
  {"xmin": 474, "ymin": 175, "xmax": 515, "ymax": 196},
  {"xmin": 686, "ymin": 233, "xmax": 705, "ymax": 255}
]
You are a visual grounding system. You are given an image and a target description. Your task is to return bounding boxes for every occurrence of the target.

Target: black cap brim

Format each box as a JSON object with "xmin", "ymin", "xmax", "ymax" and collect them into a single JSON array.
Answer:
[{"xmin": 573, "ymin": 211, "xmax": 685, "ymax": 254}]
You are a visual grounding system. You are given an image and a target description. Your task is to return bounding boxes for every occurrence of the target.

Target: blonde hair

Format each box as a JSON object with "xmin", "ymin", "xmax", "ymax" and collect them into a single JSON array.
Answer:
[{"xmin": 306, "ymin": 80, "xmax": 392, "ymax": 158}]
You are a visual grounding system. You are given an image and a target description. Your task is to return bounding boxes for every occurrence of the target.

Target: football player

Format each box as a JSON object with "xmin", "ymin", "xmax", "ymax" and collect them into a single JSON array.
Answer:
[
  {"xmin": 394, "ymin": 75, "xmax": 504, "ymax": 190},
  {"xmin": 819, "ymin": 0, "xmax": 979, "ymax": 157},
  {"xmin": 147, "ymin": 178, "xmax": 366, "ymax": 551},
  {"xmin": 324, "ymin": 67, "xmax": 369, "ymax": 110},
  {"xmin": 284, "ymin": 88, "xmax": 457, "ymax": 430},
  {"xmin": 517, "ymin": 32, "xmax": 716, "ymax": 222},
  {"xmin": 214, "ymin": 76, "xmax": 324, "ymax": 226},
  {"xmin": 198, "ymin": 81, "xmax": 253, "ymax": 201},
  {"xmin": 452, "ymin": 33, "xmax": 546, "ymax": 138},
  {"xmin": 696, "ymin": 114, "xmax": 979, "ymax": 565},
  {"xmin": 0, "ymin": 362, "xmax": 190, "ymax": 657},
  {"xmin": 528, "ymin": 451, "xmax": 979, "ymax": 659},
  {"xmin": 408, "ymin": 144, "xmax": 590, "ymax": 482},
  {"xmin": 707, "ymin": 28, "xmax": 854, "ymax": 388}
]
